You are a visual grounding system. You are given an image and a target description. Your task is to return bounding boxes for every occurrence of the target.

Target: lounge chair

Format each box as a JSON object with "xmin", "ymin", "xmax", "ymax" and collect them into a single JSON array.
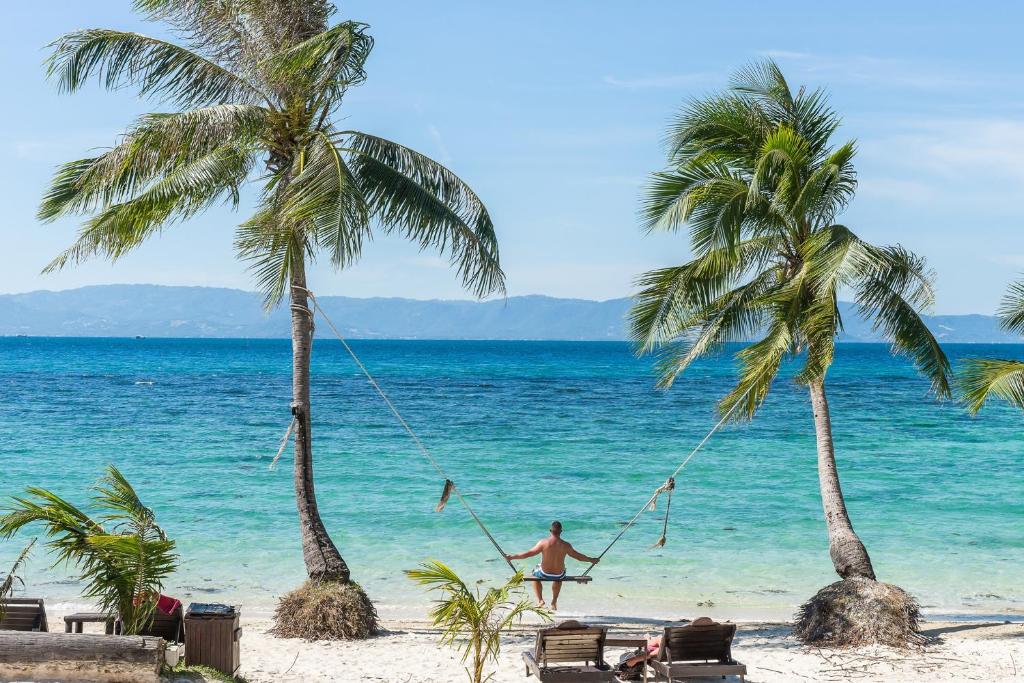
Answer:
[
  {"xmin": 0, "ymin": 598, "xmax": 48, "ymax": 632},
  {"xmin": 523, "ymin": 620, "xmax": 617, "ymax": 682},
  {"xmin": 116, "ymin": 602, "xmax": 184, "ymax": 643},
  {"xmin": 648, "ymin": 618, "xmax": 746, "ymax": 682}
]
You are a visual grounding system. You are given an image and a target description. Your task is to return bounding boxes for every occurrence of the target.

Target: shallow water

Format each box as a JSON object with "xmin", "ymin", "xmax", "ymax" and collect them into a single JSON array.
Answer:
[{"xmin": 0, "ymin": 338, "xmax": 1021, "ymax": 619}]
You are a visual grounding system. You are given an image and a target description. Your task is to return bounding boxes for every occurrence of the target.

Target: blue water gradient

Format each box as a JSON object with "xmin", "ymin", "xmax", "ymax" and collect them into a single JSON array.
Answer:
[{"xmin": 0, "ymin": 338, "xmax": 1021, "ymax": 619}]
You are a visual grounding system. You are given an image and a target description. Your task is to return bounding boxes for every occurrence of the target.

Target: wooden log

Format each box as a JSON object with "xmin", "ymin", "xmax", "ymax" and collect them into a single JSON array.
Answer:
[{"xmin": 0, "ymin": 631, "xmax": 164, "ymax": 683}]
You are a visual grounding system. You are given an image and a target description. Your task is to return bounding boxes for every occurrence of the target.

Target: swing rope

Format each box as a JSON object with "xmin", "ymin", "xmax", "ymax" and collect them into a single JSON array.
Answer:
[
  {"xmin": 579, "ymin": 389, "xmax": 746, "ymax": 575},
  {"xmin": 295, "ymin": 286, "xmax": 516, "ymax": 574},
  {"xmin": 292, "ymin": 285, "xmax": 746, "ymax": 578}
]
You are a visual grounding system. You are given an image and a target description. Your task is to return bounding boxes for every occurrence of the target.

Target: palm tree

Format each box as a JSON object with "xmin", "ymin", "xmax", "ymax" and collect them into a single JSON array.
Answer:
[
  {"xmin": 406, "ymin": 561, "xmax": 549, "ymax": 683},
  {"xmin": 630, "ymin": 61, "xmax": 951, "ymax": 644},
  {"xmin": 37, "ymin": 0, "xmax": 504, "ymax": 621},
  {"xmin": 961, "ymin": 280, "xmax": 1024, "ymax": 411},
  {"xmin": 0, "ymin": 466, "xmax": 177, "ymax": 635}
]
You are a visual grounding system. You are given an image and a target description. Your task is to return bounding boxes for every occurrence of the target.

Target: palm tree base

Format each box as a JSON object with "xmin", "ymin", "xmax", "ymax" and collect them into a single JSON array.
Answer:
[
  {"xmin": 271, "ymin": 580, "xmax": 379, "ymax": 640},
  {"xmin": 794, "ymin": 577, "xmax": 924, "ymax": 648}
]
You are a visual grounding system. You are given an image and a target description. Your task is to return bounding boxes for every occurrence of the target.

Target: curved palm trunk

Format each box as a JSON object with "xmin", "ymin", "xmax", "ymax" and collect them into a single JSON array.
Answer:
[
  {"xmin": 290, "ymin": 261, "xmax": 350, "ymax": 583},
  {"xmin": 808, "ymin": 380, "xmax": 876, "ymax": 580}
]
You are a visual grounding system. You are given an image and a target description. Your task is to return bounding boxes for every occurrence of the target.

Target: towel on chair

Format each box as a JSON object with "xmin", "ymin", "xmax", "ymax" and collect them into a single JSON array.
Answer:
[{"xmin": 157, "ymin": 594, "xmax": 182, "ymax": 615}]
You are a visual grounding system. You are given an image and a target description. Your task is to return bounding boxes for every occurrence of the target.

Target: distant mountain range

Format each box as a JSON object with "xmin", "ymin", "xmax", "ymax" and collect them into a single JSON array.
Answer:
[{"xmin": 1, "ymin": 284, "xmax": 1021, "ymax": 343}]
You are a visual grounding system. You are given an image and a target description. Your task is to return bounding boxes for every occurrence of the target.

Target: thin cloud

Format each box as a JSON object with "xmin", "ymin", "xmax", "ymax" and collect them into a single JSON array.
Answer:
[
  {"xmin": 760, "ymin": 49, "xmax": 814, "ymax": 60},
  {"xmin": 758, "ymin": 50, "xmax": 987, "ymax": 90},
  {"xmin": 603, "ymin": 72, "xmax": 710, "ymax": 89},
  {"xmin": 427, "ymin": 124, "xmax": 453, "ymax": 166}
]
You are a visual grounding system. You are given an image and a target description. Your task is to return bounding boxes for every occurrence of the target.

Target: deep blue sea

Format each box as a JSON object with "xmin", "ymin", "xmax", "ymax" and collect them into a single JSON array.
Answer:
[{"xmin": 0, "ymin": 338, "xmax": 1021, "ymax": 620}]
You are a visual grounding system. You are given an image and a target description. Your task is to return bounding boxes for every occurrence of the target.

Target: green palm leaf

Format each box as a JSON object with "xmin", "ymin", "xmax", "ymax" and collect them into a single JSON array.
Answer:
[
  {"xmin": 47, "ymin": 29, "xmax": 266, "ymax": 107},
  {"xmin": 960, "ymin": 359, "xmax": 1024, "ymax": 413}
]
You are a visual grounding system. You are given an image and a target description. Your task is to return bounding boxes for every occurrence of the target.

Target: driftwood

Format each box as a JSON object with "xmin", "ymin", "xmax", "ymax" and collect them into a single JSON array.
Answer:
[{"xmin": 0, "ymin": 631, "xmax": 164, "ymax": 683}]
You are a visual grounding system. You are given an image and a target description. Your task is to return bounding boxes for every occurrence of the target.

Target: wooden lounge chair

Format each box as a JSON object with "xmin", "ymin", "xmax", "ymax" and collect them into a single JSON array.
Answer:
[
  {"xmin": 648, "ymin": 618, "xmax": 746, "ymax": 682},
  {"xmin": 0, "ymin": 598, "xmax": 48, "ymax": 632},
  {"xmin": 523, "ymin": 620, "xmax": 617, "ymax": 682},
  {"xmin": 116, "ymin": 603, "xmax": 185, "ymax": 643}
]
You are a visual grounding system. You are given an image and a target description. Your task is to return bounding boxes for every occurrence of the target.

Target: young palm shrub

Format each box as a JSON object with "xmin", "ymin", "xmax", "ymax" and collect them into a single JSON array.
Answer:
[
  {"xmin": 630, "ymin": 61, "xmax": 951, "ymax": 647},
  {"xmin": 0, "ymin": 466, "xmax": 178, "ymax": 635},
  {"xmin": 960, "ymin": 280, "xmax": 1024, "ymax": 411},
  {"xmin": 0, "ymin": 539, "xmax": 36, "ymax": 620},
  {"xmin": 38, "ymin": 0, "xmax": 504, "ymax": 638},
  {"xmin": 406, "ymin": 561, "xmax": 550, "ymax": 683}
]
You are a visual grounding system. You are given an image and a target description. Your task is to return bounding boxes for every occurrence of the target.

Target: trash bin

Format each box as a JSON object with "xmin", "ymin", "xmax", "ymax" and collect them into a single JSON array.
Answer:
[{"xmin": 184, "ymin": 603, "xmax": 241, "ymax": 676}]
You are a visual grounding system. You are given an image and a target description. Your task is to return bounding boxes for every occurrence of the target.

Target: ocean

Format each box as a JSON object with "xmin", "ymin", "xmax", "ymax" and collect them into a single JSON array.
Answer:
[{"xmin": 0, "ymin": 337, "xmax": 1021, "ymax": 620}]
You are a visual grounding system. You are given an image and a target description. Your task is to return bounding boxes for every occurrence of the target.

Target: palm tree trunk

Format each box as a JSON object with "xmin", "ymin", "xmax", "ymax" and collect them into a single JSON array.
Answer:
[
  {"xmin": 808, "ymin": 380, "xmax": 876, "ymax": 580},
  {"xmin": 290, "ymin": 260, "xmax": 350, "ymax": 583}
]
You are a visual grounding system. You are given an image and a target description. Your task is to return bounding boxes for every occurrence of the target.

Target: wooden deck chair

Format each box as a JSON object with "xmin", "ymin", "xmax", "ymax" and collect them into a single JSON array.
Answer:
[
  {"xmin": 523, "ymin": 620, "xmax": 617, "ymax": 682},
  {"xmin": 648, "ymin": 618, "xmax": 746, "ymax": 682},
  {"xmin": 0, "ymin": 598, "xmax": 48, "ymax": 632},
  {"xmin": 116, "ymin": 603, "xmax": 185, "ymax": 643}
]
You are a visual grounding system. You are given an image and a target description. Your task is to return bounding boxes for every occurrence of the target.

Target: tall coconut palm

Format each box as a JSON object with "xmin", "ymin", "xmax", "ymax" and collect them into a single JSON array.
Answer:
[
  {"xmin": 630, "ymin": 61, "xmax": 951, "ymax": 644},
  {"xmin": 961, "ymin": 280, "xmax": 1024, "ymax": 411},
  {"xmin": 37, "ymin": 0, "xmax": 504, "ymax": 629}
]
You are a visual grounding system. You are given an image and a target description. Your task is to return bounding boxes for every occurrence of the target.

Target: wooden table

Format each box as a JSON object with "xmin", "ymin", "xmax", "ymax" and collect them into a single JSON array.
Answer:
[
  {"xmin": 605, "ymin": 637, "xmax": 647, "ymax": 648},
  {"xmin": 64, "ymin": 612, "xmax": 116, "ymax": 634}
]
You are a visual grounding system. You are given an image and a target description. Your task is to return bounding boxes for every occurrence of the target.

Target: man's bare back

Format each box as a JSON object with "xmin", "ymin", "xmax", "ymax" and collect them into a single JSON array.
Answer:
[{"xmin": 505, "ymin": 521, "xmax": 599, "ymax": 610}]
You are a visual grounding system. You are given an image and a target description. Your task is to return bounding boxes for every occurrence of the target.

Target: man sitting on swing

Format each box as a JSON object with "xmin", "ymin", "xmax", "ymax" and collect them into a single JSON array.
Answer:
[{"xmin": 506, "ymin": 521, "xmax": 599, "ymax": 610}]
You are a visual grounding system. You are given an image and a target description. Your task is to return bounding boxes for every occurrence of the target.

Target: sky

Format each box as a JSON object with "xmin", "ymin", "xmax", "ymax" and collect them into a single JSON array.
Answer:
[{"xmin": 2, "ymin": 1, "xmax": 1023, "ymax": 314}]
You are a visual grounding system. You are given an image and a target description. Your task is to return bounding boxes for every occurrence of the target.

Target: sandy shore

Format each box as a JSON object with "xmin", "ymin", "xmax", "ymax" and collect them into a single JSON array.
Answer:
[{"xmin": 219, "ymin": 617, "xmax": 1022, "ymax": 683}]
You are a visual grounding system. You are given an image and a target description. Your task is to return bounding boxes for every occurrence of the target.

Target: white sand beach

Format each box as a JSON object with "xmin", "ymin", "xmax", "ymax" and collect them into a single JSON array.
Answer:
[{"xmin": 166, "ymin": 615, "xmax": 1023, "ymax": 683}]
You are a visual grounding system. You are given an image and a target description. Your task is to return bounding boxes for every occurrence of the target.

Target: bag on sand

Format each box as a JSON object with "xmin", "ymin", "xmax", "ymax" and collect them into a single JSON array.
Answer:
[{"xmin": 616, "ymin": 648, "xmax": 646, "ymax": 681}]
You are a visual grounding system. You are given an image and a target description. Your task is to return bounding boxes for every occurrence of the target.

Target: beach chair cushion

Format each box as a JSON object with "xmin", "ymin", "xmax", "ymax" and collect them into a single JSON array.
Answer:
[{"xmin": 0, "ymin": 599, "xmax": 48, "ymax": 632}]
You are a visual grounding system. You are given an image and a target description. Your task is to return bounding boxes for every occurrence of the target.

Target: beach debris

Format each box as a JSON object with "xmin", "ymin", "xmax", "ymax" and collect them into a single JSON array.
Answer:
[
  {"xmin": 435, "ymin": 479, "xmax": 454, "ymax": 512},
  {"xmin": 794, "ymin": 577, "xmax": 925, "ymax": 648},
  {"xmin": 271, "ymin": 580, "xmax": 379, "ymax": 641}
]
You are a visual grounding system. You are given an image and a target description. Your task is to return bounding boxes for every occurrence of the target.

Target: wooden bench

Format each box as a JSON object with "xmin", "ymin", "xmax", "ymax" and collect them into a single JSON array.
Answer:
[{"xmin": 65, "ymin": 612, "xmax": 116, "ymax": 634}]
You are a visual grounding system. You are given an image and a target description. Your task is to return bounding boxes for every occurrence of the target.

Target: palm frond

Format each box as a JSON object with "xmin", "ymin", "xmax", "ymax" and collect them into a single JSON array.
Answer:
[
  {"xmin": 277, "ymin": 132, "xmax": 370, "ymax": 269},
  {"xmin": 959, "ymin": 358, "xmax": 1024, "ymax": 413},
  {"xmin": 0, "ymin": 539, "xmax": 36, "ymax": 615},
  {"xmin": 345, "ymin": 132, "xmax": 505, "ymax": 298},
  {"xmin": 261, "ymin": 21, "xmax": 372, "ymax": 118},
  {"xmin": 997, "ymin": 279, "xmax": 1024, "ymax": 335},
  {"xmin": 853, "ymin": 246, "xmax": 951, "ymax": 398},
  {"xmin": 45, "ymin": 141, "xmax": 256, "ymax": 273},
  {"xmin": 39, "ymin": 104, "xmax": 268, "ymax": 222},
  {"xmin": 47, "ymin": 29, "xmax": 266, "ymax": 107},
  {"xmin": 719, "ymin": 313, "xmax": 795, "ymax": 419}
]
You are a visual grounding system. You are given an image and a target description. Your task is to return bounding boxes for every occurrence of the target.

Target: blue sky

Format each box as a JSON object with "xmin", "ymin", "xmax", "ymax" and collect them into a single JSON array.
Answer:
[{"xmin": 2, "ymin": 1, "xmax": 1022, "ymax": 313}]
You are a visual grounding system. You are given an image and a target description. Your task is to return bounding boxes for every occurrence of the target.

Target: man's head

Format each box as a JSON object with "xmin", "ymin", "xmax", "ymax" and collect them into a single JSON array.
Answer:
[{"xmin": 550, "ymin": 520, "xmax": 562, "ymax": 537}]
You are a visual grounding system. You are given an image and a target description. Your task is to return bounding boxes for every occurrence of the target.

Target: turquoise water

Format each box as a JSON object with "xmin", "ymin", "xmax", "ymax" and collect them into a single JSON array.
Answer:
[{"xmin": 0, "ymin": 338, "xmax": 1021, "ymax": 620}]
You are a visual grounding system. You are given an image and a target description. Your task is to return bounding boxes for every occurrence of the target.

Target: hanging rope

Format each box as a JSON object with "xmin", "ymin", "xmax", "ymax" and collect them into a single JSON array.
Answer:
[
  {"xmin": 293, "ymin": 285, "xmax": 516, "ymax": 573},
  {"xmin": 580, "ymin": 392, "xmax": 747, "ymax": 576},
  {"xmin": 268, "ymin": 417, "xmax": 298, "ymax": 470},
  {"xmin": 291, "ymin": 285, "xmax": 748, "ymax": 578}
]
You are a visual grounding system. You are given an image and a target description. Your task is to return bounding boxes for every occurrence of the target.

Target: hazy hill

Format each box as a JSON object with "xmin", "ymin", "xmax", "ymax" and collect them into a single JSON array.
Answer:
[{"xmin": 1, "ymin": 284, "xmax": 1020, "ymax": 342}]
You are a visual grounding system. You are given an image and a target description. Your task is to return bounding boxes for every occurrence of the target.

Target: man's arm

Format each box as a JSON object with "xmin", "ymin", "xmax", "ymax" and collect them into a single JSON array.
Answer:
[
  {"xmin": 506, "ymin": 541, "xmax": 544, "ymax": 561},
  {"xmin": 566, "ymin": 544, "xmax": 599, "ymax": 564}
]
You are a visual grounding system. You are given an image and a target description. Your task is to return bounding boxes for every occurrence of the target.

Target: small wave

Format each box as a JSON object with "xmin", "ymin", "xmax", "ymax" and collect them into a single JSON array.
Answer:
[{"xmin": 134, "ymin": 380, "xmax": 155, "ymax": 385}]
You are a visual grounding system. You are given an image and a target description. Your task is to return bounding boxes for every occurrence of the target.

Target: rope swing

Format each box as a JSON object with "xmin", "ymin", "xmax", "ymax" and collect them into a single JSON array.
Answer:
[{"xmin": 284, "ymin": 285, "xmax": 745, "ymax": 579}]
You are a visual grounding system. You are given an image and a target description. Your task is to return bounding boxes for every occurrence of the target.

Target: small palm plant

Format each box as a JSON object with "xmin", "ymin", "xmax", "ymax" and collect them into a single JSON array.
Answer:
[
  {"xmin": 0, "ymin": 466, "xmax": 178, "ymax": 635},
  {"xmin": 961, "ymin": 280, "xmax": 1024, "ymax": 411},
  {"xmin": 0, "ymin": 539, "xmax": 36, "ymax": 620},
  {"xmin": 406, "ymin": 561, "xmax": 549, "ymax": 683}
]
